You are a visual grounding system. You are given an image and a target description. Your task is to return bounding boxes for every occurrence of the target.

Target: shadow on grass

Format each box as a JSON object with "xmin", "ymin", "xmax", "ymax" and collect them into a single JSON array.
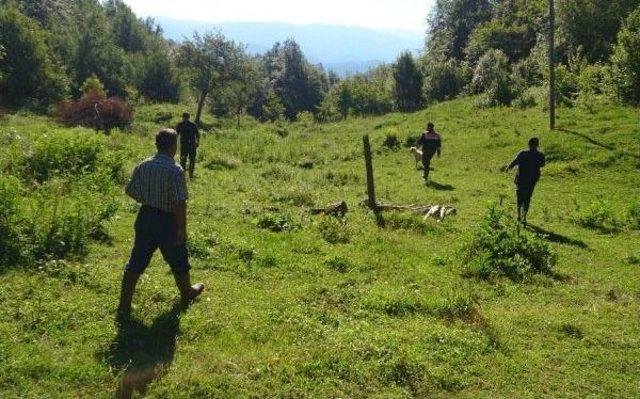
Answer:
[
  {"xmin": 103, "ymin": 302, "xmax": 185, "ymax": 399},
  {"xmin": 427, "ymin": 180, "xmax": 456, "ymax": 191},
  {"xmin": 525, "ymin": 224, "xmax": 588, "ymax": 249},
  {"xmin": 558, "ymin": 128, "xmax": 640, "ymax": 160}
]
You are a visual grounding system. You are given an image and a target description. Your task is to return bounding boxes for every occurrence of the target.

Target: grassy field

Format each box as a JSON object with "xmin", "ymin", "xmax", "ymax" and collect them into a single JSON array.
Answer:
[{"xmin": 0, "ymin": 98, "xmax": 639, "ymax": 398}]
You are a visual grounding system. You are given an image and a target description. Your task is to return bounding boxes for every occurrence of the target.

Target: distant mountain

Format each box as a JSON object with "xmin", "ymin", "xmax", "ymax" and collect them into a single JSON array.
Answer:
[{"xmin": 154, "ymin": 18, "xmax": 424, "ymax": 75}]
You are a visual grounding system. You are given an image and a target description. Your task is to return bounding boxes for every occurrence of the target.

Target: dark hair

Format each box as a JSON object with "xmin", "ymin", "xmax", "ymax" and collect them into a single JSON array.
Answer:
[
  {"xmin": 529, "ymin": 137, "xmax": 540, "ymax": 147},
  {"xmin": 156, "ymin": 129, "xmax": 177, "ymax": 151},
  {"xmin": 182, "ymin": 112, "xmax": 190, "ymax": 119},
  {"xmin": 427, "ymin": 122, "xmax": 435, "ymax": 130}
]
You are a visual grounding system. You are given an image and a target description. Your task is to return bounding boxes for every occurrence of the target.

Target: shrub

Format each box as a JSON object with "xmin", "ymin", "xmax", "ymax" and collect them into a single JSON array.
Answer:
[
  {"xmin": 317, "ymin": 216, "xmax": 351, "ymax": 244},
  {"xmin": 422, "ymin": 59, "xmax": 471, "ymax": 103},
  {"xmin": 0, "ymin": 176, "xmax": 25, "ymax": 266},
  {"xmin": 383, "ymin": 134, "xmax": 400, "ymax": 149},
  {"xmin": 465, "ymin": 204, "xmax": 557, "ymax": 281},
  {"xmin": 325, "ymin": 256, "xmax": 354, "ymax": 273},
  {"xmin": 18, "ymin": 130, "xmax": 123, "ymax": 184},
  {"xmin": 610, "ymin": 7, "xmax": 640, "ymax": 106},
  {"xmin": 627, "ymin": 199, "xmax": 640, "ymax": 230},
  {"xmin": 255, "ymin": 212, "xmax": 296, "ymax": 232},
  {"xmin": 57, "ymin": 89, "xmax": 133, "ymax": 132},
  {"xmin": 471, "ymin": 50, "xmax": 519, "ymax": 106},
  {"xmin": 574, "ymin": 199, "xmax": 622, "ymax": 233}
]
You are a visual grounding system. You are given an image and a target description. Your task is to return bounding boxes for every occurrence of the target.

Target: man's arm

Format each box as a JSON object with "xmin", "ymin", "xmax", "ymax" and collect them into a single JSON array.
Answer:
[
  {"xmin": 437, "ymin": 137, "xmax": 442, "ymax": 157},
  {"xmin": 194, "ymin": 125, "xmax": 200, "ymax": 147},
  {"xmin": 503, "ymin": 152, "xmax": 521, "ymax": 172},
  {"xmin": 125, "ymin": 167, "xmax": 143, "ymax": 202}
]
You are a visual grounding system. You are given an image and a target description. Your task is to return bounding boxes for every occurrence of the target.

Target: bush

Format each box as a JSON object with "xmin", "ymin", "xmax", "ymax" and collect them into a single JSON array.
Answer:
[
  {"xmin": 57, "ymin": 89, "xmax": 133, "ymax": 132},
  {"xmin": 574, "ymin": 199, "xmax": 622, "ymax": 233},
  {"xmin": 610, "ymin": 7, "xmax": 640, "ymax": 106},
  {"xmin": 17, "ymin": 130, "xmax": 123, "ymax": 184},
  {"xmin": 627, "ymin": 199, "xmax": 640, "ymax": 230},
  {"xmin": 383, "ymin": 134, "xmax": 400, "ymax": 149},
  {"xmin": 0, "ymin": 174, "xmax": 119, "ymax": 268},
  {"xmin": 255, "ymin": 212, "xmax": 296, "ymax": 232},
  {"xmin": 317, "ymin": 216, "xmax": 351, "ymax": 244},
  {"xmin": 465, "ymin": 204, "xmax": 557, "ymax": 281},
  {"xmin": 422, "ymin": 59, "xmax": 471, "ymax": 103},
  {"xmin": 471, "ymin": 50, "xmax": 519, "ymax": 106}
]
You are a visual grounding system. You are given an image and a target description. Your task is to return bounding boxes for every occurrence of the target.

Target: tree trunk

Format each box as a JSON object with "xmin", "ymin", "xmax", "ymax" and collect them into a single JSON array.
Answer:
[
  {"xmin": 195, "ymin": 89, "xmax": 209, "ymax": 126},
  {"xmin": 549, "ymin": 0, "xmax": 556, "ymax": 130}
]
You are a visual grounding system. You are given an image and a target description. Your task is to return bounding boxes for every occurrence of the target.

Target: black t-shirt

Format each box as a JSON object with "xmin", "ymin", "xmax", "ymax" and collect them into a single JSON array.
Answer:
[
  {"xmin": 417, "ymin": 132, "xmax": 442, "ymax": 155},
  {"xmin": 510, "ymin": 149, "xmax": 546, "ymax": 185},
  {"xmin": 176, "ymin": 121, "xmax": 200, "ymax": 146}
]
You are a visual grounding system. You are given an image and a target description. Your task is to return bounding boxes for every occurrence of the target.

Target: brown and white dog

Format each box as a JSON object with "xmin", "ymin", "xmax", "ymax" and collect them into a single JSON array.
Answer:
[{"xmin": 409, "ymin": 147, "xmax": 423, "ymax": 169}]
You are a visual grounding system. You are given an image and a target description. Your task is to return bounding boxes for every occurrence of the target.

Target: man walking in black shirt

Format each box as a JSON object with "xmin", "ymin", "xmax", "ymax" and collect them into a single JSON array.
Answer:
[
  {"xmin": 503, "ymin": 137, "xmax": 546, "ymax": 225},
  {"xmin": 175, "ymin": 113, "xmax": 200, "ymax": 179},
  {"xmin": 417, "ymin": 122, "xmax": 442, "ymax": 184}
]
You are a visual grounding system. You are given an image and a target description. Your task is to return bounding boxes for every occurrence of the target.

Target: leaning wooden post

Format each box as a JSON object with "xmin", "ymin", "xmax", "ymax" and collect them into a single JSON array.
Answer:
[
  {"xmin": 363, "ymin": 135, "xmax": 384, "ymax": 227},
  {"xmin": 548, "ymin": 0, "xmax": 557, "ymax": 130}
]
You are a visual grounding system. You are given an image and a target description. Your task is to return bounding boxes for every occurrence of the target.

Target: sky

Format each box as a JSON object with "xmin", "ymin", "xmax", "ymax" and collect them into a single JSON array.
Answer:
[{"xmin": 123, "ymin": 0, "xmax": 436, "ymax": 32}]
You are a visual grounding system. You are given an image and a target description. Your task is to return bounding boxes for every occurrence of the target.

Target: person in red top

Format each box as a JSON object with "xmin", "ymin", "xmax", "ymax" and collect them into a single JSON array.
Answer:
[{"xmin": 416, "ymin": 122, "xmax": 442, "ymax": 183}]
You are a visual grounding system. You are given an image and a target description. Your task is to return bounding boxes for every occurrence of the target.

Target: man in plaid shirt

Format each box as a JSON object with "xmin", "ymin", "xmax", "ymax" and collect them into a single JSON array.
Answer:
[{"xmin": 117, "ymin": 129, "xmax": 204, "ymax": 315}]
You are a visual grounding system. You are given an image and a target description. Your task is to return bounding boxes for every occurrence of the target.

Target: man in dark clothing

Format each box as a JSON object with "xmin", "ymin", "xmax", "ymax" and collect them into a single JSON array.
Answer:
[
  {"xmin": 417, "ymin": 122, "xmax": 442, "ymax": 183},
  {"xmin": 503, "ymin": 137, "xmax": 546, "ymax": 225},
  {"xmin": 175, "ymin": 112, "xmax": 200, "ymax": 179}
]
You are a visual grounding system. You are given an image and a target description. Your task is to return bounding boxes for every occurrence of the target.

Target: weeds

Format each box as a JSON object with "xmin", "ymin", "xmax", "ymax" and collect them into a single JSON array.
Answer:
[
  {"xmin": 574, "ymin": 198, "xmax": 622, "ymax": 233},
  {"xmin": 317, "ymin": 216, "xmax": 351, "ymax": 244},
  {"xmin": 465, "ymin": 204, "xmax": 557, "ymax": 281}
]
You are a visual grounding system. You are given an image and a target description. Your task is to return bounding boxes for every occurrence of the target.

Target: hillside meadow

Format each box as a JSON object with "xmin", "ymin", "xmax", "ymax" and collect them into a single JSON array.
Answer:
[{"xmin": 0, "ymin": 98, "xmax": 639, "ymax": 398}]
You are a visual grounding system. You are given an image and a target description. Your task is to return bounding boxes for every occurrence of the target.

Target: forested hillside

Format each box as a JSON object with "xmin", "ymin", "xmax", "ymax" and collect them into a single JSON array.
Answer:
[{"xmin": 2, "ymin": 0, "xmax": 639, "ymax": 122}]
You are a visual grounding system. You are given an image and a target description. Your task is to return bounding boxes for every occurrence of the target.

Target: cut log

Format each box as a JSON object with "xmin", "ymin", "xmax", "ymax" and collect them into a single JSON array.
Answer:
[
  {"xmin": 311, "ymin": 201, "xmax": 349, "ymax": 217},
  {"xmin": 373, "ymin": 201, "xmax": 457, "ymax": 222}
]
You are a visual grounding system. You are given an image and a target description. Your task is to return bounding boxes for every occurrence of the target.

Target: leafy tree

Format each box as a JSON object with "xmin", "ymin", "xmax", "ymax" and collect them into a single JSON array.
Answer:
[
  {"xmin": 264, "ymin": 40, "xmax": 326, "ymax": 120},
  {"xmin": 81, "ymin": 74, "xmax": 106, "ymax": 97},
  {"xmin": 216, "ymin": 56, "xmax": 260, "ymax": 127},
  {"xmin": 178, "ymin": 32, "xmax": 244, "ymax": 124},
  {"xmin": 427, "ymin": 0, "xmax": 493, "ymax": 61},
  {"xmin": 558, "ymin": 0, "xmax": 640, "ymax": 62},
  {"xmin": 137, "ymin": 42, "xmax": 181, "ymax": 103},
  {"xmin": 472, "ymin": 49, "xmax": 518, "ymax": 106},
  {"xmin": 465, "ymin": 21, "xmax": 535, "ymax": 63},
  {"xmin": 261, "ymin": 90, "xmax": 285, "ymax": 122},
  {"xmin": 0, "ymin": 3, "xmax": 69, "ymax": 108},
  {"xmin": 393, "ymin": 52, "xmax": 424, "ymax": 112},
  {"xmin": 421, "ymin": 58, "xmax": 471, "ymax": 103},
  {"xmin": 610, "ymin": 6, "xmax": 640, "ymax": 105}
]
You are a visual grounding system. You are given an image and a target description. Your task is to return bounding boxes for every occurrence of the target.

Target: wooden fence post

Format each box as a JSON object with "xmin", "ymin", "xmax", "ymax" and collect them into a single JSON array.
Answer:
[{"xmin": 363, "ymin": 135, "xmax": 385, "ymax": 227}]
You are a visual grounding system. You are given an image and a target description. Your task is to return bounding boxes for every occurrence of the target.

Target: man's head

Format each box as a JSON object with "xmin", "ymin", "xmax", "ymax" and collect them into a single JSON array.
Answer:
[
  {"xmin": 427, "ymin": 122, "xmax": 435, "ymax": 132},
  {"xmin": 528, "ymin": 137, "xmax": 540, "ymax": 150},
  {"xmin": 156, "ymin": 128, "xmax": 178, "ymax": 157},
  {"xmin": 182, "ymin": 112, "xmax": 190, "ymax": 121}
]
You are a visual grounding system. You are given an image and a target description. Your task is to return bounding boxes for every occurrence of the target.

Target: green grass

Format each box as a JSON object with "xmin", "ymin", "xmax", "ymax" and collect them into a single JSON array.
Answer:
[{"xmin": 0, "ymin": 98, "xmax": 639, "ymax": 398}]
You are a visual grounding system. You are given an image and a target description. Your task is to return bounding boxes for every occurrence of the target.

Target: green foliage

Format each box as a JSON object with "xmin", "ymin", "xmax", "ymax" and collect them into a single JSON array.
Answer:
[
  {"xmin": 81, "ymin": 74, "xmax": 106, "ymax": 97},
  {"xmin": 317, "ymin": 216, "xmax": 351, "ymax": 244},
  {"xmin": 323, "ymin": 68, "xmax": 395, "ymax": 118},
  {"xmin": 16, "ymin": 129, "xmax": 123, "ymax": 184},
  {"xmin": 626, "ymin": 198, "xmax": 640, "ymax": 230},
  {"xmin": 465, "ymin": 204, "xmax": 557, "ymax": 281},
  {"xmin": 466, "ymin": 21, "xmax": 535, "ymax": 63},
  {"xmin": 421, "ymin": 58, "xmax": 471, "ymax": 102},
  {"xmin": 610, "ymin": 6, "xmax": 640, "ymax": 106},
  {"xmin": 255, "ymin": 212, "xmax": 296, "ymax": 232},
  {"xmin": 471, "ymin": 50, "xmax": 519, "ymax": 106},
  {"xmin": 574, "ymin": 198, "xmax": 623, "ymax": 233},
  {"xmin": 393, "ymin": 52, "xmax": 424, "ymax": 112},
  {"xmin": 260, "ymin": 91, "xmax": 285, "ymax": 122},
  {"xmin": 0, "ymin": 3, "xmax": 69, "ymax": 108}
]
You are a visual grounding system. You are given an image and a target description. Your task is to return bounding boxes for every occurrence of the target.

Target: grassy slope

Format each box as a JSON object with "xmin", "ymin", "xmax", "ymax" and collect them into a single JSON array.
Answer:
[{"xmin": 0, "ymin": 98, "xmax": 639, "ymax": 398}]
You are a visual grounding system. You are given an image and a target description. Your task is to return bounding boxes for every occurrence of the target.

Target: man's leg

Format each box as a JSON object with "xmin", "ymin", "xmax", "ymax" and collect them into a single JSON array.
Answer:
[
  {"xmin": 188, "ymin": 148, "xmax": 196, "ymax": 179},
  {"xmin": 522, "ymin": 185, "xmax": 535, "ymax": 225},
  {"xmin": 422, "ymin": 155, "xmax": 432, "ymax": 182},
  {"xmin": 118, "ymin": 210, "xmax": 156, "ymax": 315},
  {"xmin": 174, "ymin": 271, "xmax": 205, "ymax": 302},
  {"xmin": 180, "ymin": 148, "xmax": 188, "ymax": 171},
  {"xmin": 516, "ymin": 187, "xmax": 524, "ymax": 222}
]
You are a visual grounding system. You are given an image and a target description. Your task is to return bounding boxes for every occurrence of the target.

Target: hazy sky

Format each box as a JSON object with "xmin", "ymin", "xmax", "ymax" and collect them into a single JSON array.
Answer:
[{"xmin": 123, "ymin": 0, "xmax": 435, "ymax": 32}]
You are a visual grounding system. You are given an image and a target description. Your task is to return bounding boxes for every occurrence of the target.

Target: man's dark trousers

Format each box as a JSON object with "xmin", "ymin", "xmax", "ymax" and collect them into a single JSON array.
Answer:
[
  {"xmin": 180, "ymin": 145, "xmax": 196, "ymax": 178},
  {"xmin": 422, "ymin": 150, "xmax": 436, "ymax": 180},
  {"xmin": 516, "ymin": 182, "xmax": 537, "ymax": 213}
]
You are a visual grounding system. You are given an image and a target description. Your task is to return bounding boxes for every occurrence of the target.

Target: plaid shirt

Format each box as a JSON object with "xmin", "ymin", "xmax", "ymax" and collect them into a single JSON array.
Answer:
[{"xmin": 126, "ymin": 153, "xmax": 188, "ymax": 212}]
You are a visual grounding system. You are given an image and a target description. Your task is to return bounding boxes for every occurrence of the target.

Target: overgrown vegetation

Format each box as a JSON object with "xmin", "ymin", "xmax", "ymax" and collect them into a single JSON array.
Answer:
[{"xmin": 465, "ymin": 204, "xmax": 557, "ymax": 281}]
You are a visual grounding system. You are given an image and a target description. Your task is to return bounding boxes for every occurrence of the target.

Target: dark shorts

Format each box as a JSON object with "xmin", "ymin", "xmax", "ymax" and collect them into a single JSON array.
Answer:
[
  {"xmin": 126, "ymin": 206, "xmax": 191, "ymax": 275},
  {"xmin": 516, "ymin": 183, "xmax": 537, "ymax": 204}
]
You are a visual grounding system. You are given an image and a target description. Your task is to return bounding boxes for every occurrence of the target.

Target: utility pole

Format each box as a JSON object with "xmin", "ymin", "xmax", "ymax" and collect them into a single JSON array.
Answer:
[
  {"xmin": 363, "ymin": 135, "xmax": 384, "ymax": 227},
  {"xmin": 549, "ymin": 0, "xmax": 556, "ymax": 130}
]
